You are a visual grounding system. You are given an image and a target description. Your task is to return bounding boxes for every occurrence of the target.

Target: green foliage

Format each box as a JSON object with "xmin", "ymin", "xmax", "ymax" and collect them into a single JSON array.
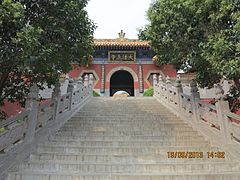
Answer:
[
  {"xmin": 0, "ymin": 127, "xmax": 6, "ymax": 133},
  {"xmin": 93, "ymin": 90, "xmax": 100, "ymax": 97},
  {"xmin": 141, "ymin": 0, "xmax": 240, "ymax": 111},
  {"xmin": 0, "ymin": 111, "xmax": 6, "ymax": 121},
  {"xmin": 0, "ymin": 0, "xmax": 95, "ymax": 108},
  {"xmin": 143, "ymin": 87, "xmax": 154, "ymax": 96},
  {"xmin": 140, "ymin": 0, "xmax": 240, "ymax": 87},
  {"xmin": 142, "ymin": 0, "xmax": 206, "ymax": 70},
  {"xmin": 227, "ymin": 86, "xmax": 240, "ymax": 112}
]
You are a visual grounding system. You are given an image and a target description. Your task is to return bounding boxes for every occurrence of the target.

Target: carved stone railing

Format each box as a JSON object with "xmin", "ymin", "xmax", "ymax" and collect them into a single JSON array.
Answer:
[
  {"xmin": 154, "ymin": 75, "xmax": 240, "ymax": 158},
  {"xmin": 0, "ymin": 75, "xmax": 93, "ymax": 177}
]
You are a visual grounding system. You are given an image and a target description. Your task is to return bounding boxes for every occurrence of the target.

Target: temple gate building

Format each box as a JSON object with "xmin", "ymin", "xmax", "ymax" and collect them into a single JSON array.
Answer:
[{"xmin": 69, "ymin": 31, "xmax": 176, "ymax": 96}]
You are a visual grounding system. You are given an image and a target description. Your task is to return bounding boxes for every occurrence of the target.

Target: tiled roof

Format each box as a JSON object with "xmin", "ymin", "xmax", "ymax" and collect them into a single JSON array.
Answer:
[{"xmin": 94, "ymin": 39, "xmax": 150, "ymax": 48}]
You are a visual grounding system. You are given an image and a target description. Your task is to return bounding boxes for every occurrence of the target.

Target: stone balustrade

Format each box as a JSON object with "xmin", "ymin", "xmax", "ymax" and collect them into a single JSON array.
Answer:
[
  {"xmin": 0, "ymin": 75, "xmax": 92, "ymax": 177},
  {"xmin": 154, "ymin": 75, "xmax": 240, "ymax": 158}
]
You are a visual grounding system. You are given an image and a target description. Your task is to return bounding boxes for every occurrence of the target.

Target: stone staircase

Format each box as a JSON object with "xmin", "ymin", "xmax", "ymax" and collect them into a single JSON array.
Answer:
[{"xmin": 6, "ymin": 97, "xmax": 240, "ymax": 180}]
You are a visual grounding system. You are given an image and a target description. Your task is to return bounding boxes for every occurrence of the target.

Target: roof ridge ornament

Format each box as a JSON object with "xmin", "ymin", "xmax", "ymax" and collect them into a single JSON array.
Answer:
[{"xmin": 118, "ymin": 30, "xmax": 126, "ymax": 40}]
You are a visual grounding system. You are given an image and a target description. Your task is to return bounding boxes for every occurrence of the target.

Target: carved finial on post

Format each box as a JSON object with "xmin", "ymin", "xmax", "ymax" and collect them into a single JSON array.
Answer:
[
  {"xmin": 89, "ymin": 74, "xmax": 94, "ymax": 86},
  {"xmin": 79, "ymin": 77, "xmax": 83, "ymax": 83},
  {"xmin": 76, "ymin": 77, "xmax": 83, "ymax": 87},
  {"xmin": 84, "ymin": 74, "xmax": 89, "ymax": 86},
  {"xmin": 25, "ymin": 83, "xmax": 40, "ymax": 142},
  {"xmin": 67, "ymin": 79, "xmax": 75, "ymax": 111},
  {"xmin": 175, "ymin": 75, "xmax": 183, "ymax": 93},
  {"xmin": 190, "ymin": 80, "xmax": 200, "ymax": 99},
  {"xmin": 25, "ymin": 83, "xmax": 39, "ymax": 108},
  {"xmin": 177, "ymin": 74, "xmax": 181, "ymax": 80},
  {"xmin": 214, "ymin": 83, "xmax": 232, "ymax": 143},
  {"xmin": 214, "ymin": 83, "xmax": 225, "ymax": 100},
  {"xmin": 166, "ymin": 76, "xmax": 171, "ymax": 84},
  {"xmin": 52, "ymin": 82, "xmax": 61, "ymax": 120},
  {"xmin": 190, "ymin": 80, "xmax": 198, "ymax": 93},
  {"xmin": 159, "ymin": 75, "xmax": 163, "ymax": 83},
  {"xmin": 52, "ymin": 82, "xmax": 61, "ymax": 99},
  {"xmin": 67, "ymin": 79, "xmax": 74, "ymax": 93},
  {"xmin": 153, "ymin": 74, "xmax": 158, "ymax": 87}
]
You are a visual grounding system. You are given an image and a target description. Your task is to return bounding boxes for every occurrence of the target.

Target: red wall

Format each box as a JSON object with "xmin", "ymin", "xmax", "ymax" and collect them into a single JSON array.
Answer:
[
  {"xmin": 0, "ymin": 101, "xmax": 24, "ymax": 118},
  {"xmin": 1, "ymin": 100, "xmax": 50, "ymax": 118},
  {"xmin": 142, "ymin": 64, "xmax": 176, "ymax": 88},
  {"xmin": 68, "ymin": 64, "xmax": 102, "ymax": 88},
  {"xmin": 69, "ymin": 63, "xmax": 177, "ymax": 90}
]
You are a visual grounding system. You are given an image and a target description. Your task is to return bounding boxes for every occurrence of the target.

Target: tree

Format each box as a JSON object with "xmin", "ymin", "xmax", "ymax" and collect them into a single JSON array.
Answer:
[
  {"xmin": 0, "ymin": 0, "xmax": 42, "ymax": 113},
  {"xmin": 200, "ymin": 0, "xmax": 240, "ymax": 88},
  {"xmin": 140, "ymin": 0, "xmax": 240, "ymax": 111},
  {"xmin": 0, "ymin": 0, "xmax": 95, "ymax": 118},
  {"xmin": 139, "ymin": 0, "xmax": 240, "ymax": 111}
]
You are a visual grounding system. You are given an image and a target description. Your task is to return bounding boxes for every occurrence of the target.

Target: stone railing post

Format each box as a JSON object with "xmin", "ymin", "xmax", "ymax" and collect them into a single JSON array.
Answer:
[
  {"xmin": 175, "ymin": 75, "xmax": 183, "ymax": 111},
  {"xmin": 214, "ymin": 84, "xmax": 232, "ymax": 143},
  {"xmin": 153, "ymin": 74, "xmax": 158, "ymax": 87},
  {"xmin": 153, "ymin": 74, "xmax": 158, "ymax": 96},
  {"xmin": 52, "ymin": 82, "xmax": 61, "ymax": 120},
  {"xmin": 159, "ymin": 75, "xmax": 163, "ymax": 84},
  {"xmin": 89, "ymin": 74, "xmax": 94, "ymax": 86},
  {"xmin": 166, "ymin": 76, "xmax": 171, "ymax": 103},
  {"xmin": 67, "ymin": 80, "xmax": 74, "ymax": 111},
  {"xmin": 77, "ymin": 77, "xmax": 83, "ymax": 88},
  {"xmin": 89, "ymin": 74, "xmax": 94, "ymax": 96},
  {"xmin": 84, "ymin": 74, "xmax": 89, "ymax": 87},
  {"xmin": 25, "ymin": 84, "xmax": 39, "ymax": 143},
  {"xmin": 156, "ymin": 75, "xmax": 163, "ymax": 98},
  {"xmin": 190, "ymin": 80, "xmax": 200, "ymax": 125}
]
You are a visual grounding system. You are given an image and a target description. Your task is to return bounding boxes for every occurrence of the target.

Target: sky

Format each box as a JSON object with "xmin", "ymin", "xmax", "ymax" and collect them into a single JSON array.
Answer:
[{"xmin": 86, "ymin": 0, "xmax": 152, "ymax": 39}]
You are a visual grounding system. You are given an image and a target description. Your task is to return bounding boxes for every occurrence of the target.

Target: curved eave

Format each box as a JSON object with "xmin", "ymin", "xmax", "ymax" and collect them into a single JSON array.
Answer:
[
  {"xmin": 94, "ymin": 40, "xmax": 151, "ymax": 50},
  {"xmin": 95, "ymin": 44, "xmax": 151, "ymax": 50}
]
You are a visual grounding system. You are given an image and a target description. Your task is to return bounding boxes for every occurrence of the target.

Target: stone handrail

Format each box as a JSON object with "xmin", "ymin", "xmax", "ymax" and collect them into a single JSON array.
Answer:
[
  {"xmin": 223, "ymin": 111, "xmax": 240, "ymax": 144},
  {"xmin": 0, "ymin": 74, "xmax": 93, "ymax": 177},
  {"xmin": 36, "ymin": 100, "xmax": 56, "ymax": 131},
  {"xmin": 154, "ymin": 76, "xmax": 240, "ymax": 158},
  {"xmin": 0, "ymin": 110, "xmax": 30, "ymax": 153}
]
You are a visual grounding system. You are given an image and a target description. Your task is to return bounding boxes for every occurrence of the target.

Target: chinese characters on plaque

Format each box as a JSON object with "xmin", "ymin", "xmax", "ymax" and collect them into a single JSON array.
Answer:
[{"xmin": 108, "ymin": 51, "xmax": 136, "ymax": 62}]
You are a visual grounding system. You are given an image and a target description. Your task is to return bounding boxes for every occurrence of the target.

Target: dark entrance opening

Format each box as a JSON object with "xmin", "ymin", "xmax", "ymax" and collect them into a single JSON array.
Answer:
[{"xmin": 110, "ymin": 70, "xmax": 134, "ymax": 96}]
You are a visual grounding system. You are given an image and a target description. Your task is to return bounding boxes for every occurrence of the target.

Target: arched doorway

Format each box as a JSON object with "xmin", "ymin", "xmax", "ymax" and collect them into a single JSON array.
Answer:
[{"xmin": 110, "ymin": 70, "xmax": 134, "ymax": 96}]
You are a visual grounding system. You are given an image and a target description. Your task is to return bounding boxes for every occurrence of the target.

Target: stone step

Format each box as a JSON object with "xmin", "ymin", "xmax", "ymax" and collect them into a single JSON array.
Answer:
[
  {"xmin": 73, "ymin": 115, "xmax": 180, "ymax": 119},
  {"xmin": 75, "ymin": 112, "xmax": 177, "ymax": 116},
  {"xmin": 80, "ymin": 107, "xmax": 166, "ymax": 110},
  {"xmin": 49, "ymin": 135, "xmax": 206, "ymax": 142},
  {"xmin": 8, "ymin": 172, "xmax": 240, "ymax": 180},
  {"xmin": 65, "ymin": 119, "xmax": 187, "ymax": 124},
  {"xmin": 80, "ymin": 106, "xmax": 170, "ymax": 109},
  {"xmin": 41, "ymin": 141, "xmax": 209, "ymax": 148},
  {"xmin": 55, "ymin": 130, "xmax": 200, "ymax": 137},
  {"xmin": 30, "ymin": 153, "xmax": 230, "ymax": 164},
  {"xmin": 61, "ymin": 124, "xmax": 193, "ymax": 131},
  {"xmin": 59, "ymin": 126, "xmax": 195, "ymax": 132},
  {"xmin": 69, "ymin": 118, "xmax": 181, "ymax": 124},
  {"xmin": 62, "ymin": 122, "xmax": 190, "ymax": 127},
  {"xmin": 47, "ymin": 138, "xmax": 207, "ymax": 144},
  {"xmin": 65, "ymin": 121, "xmax": 184, "ymax": 127},
  {"xmin": 66, "ymin": 118, "xmax": 185, "ymax": 123},
  {"xmin": 79, "ymin": 105, "xmax": 167, "ymax": 108},
  {"xmin": 75, "ymin": 109, "xmax": 177, "ymax": 113},
  {"xmin": 18, "ymin": 161, "xmax": 240, "ymax": 174},
  {"xmin": 37, "ymin": 145, "xmax": 219, "ymax": 155},
  {"xmin": 66, "ymin": 120, "xmax": 184, "ymax": 125},
  {"xmin": 79, "ymin": 108, "xmax": 170, "ymax": 111}
]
